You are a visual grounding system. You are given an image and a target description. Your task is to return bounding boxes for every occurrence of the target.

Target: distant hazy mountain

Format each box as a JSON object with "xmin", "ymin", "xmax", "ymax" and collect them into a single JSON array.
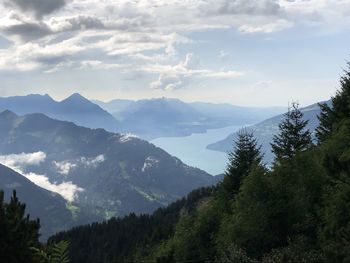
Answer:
[
  {"xmin": 0, "ymin": 110, "xmax": 217, "ymax": 228},
  {"xmin": 95, "ymin": 98, "xmax": 285, "ymax": 139},
  {"xmin": 207, "ymin": 101, "xmax": 330, "ymax": 164},
  {"xmin": 0, "ymin": 164, "xmax": 77, "ymax": 240},
  {"xmin": 0, "ymin": 93, "xmax": 119, "ymax": 132},
  {"xmin": 92, "ymin": 99, "xmax": 134, "ymax": 117}
]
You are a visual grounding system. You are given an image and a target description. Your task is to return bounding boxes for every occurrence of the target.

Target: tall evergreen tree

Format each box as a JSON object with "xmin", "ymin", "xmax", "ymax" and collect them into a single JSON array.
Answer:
[
  {"xmin": 0, "ymin": 190, "xmax": 41, "ymax": 263},
  {"xmin": 316, "ymin": 62, "xmax": 350, "ymax": 143},
  {"xmin": 220, "ymin": 129, "xmax": 263, "ymax": 204},
  {"xmin": 271, "ymin": 102, "xmax": 312, "ymax": 162}
]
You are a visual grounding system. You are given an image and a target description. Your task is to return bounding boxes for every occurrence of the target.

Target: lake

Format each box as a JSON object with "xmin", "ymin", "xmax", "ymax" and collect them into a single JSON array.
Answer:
[{"xmin": 151, "ymin": 125, "xmax": 242, "ymax": 175}]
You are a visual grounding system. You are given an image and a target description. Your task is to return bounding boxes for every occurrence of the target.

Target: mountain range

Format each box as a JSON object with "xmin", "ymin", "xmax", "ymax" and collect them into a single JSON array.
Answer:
[
  {"xmin": 207, "ymin": 101, "xmax": 330, "ymax": 163},
  {"xmin": 95, "ymin": 98, "xmax": 285, "ymax": 139},
  {"xmin": 0, "ymin": 110, "xmax": 218, "ymax": 238},
  {"xmin": 0, "ymin": 94, "xmax": 285, "ymax": 140},
  {"xmin": 0, "ymin": 93, "xmax": 119, "ymax": 132}
]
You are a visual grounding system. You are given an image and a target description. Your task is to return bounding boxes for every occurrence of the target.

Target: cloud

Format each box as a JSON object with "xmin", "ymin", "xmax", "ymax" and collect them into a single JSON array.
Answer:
[
  {"xmin": 79, "ymin": 60, "xmax": 126, "ymax": 71},
  {"xmin": 150, "ymin": 53, "xmax": 244, "ymax": 90},
  {"xmin": 53, "ymin": 154, "xmax": 105, "ymax": 175},
  {"xmin": 181, "ymin": 53, "xmax": 200, "ymax": 70},
  {"xmin": 1, "ymin": 22, "xmax": 52, "ymax": 41},
  {"xmin": 201, "ymin": 0, "xmax": 281, "ymax": 16},
  {"xmin": 53, "ymin": 160, "xmax": 76, "ymax": 175},
  {"xmin": 24, "ymin": 172, "xmax": 83, "ymax": 202},
  {"xmin": 0, "ymin": 151, "xmax": 83, "ymax": 201},
  {"xmin": 238, "ymin": 19, "xmax": 293, "ymax": 33},
  {"xmin": 80, "ymin": 154, "xmax": 105, "ymax": 168},
  {"xmin": 0, "ymin": 151, "xmax": 46, "ymax": 167},
  {"xmin": 0, "ymin": 36, "xmax": 85, "ymax": 71},
  {"xmin": 4, "ymin": 0, "xmax": 66, "ymax": 19},
  {"xmin": 48, "ymin": 15, "xmax": 105, "ymax": 32},
  {"xmin": 203, "ymin": 71, "xmax": 245, "ymax": 78},
  {"xmin": 150, "ymin": 73, "xmax": 184, "ymax": 91},
  {"xmin": 0, "ymin": 0, "xmax": 349, "ymax": 89}
]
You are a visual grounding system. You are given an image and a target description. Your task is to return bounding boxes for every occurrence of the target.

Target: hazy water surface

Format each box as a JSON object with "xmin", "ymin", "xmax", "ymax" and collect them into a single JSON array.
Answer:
[{"xmin": 151, "ymin": 125, "xmax": 242, "ymax": 175}]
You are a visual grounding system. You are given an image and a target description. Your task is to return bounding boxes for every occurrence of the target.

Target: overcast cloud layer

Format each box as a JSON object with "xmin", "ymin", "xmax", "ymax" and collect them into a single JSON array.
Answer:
[{"xmin": 0, "ymin": 0, "xmax": 349, "ymax": 105}]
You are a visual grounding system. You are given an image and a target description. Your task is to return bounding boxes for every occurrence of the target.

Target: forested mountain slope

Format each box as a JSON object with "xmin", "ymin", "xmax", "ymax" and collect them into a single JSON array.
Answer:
[
  {"xmin": 0, "ymin": 110, "xmax": 217, "ymax": 231},
  {"xmin": 0, "ymin": 164, "xmax": 76, "ymax": 240}
]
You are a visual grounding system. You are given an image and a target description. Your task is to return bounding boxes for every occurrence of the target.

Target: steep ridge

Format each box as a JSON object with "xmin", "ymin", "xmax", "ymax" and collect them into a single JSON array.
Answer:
[
  {"xmin": 0, "ymin": 110, "xmax": 217, "ymax": 226},
  {"xmin": 0, "ymin": 164, "xmax": 81, "ymax": 240},
  {"xmin": 0, "ymin": 94, "xmax": 119, "ymax": 132}
]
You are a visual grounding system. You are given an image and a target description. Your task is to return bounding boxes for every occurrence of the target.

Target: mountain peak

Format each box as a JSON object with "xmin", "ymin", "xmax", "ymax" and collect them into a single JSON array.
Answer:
[
  {"xmin": 0, "ymin": 110, "xmax": 18, "ymax": 119},
  {"xmin": 63, "ymin": 93, "xmax": 88, "ymax": 101}
]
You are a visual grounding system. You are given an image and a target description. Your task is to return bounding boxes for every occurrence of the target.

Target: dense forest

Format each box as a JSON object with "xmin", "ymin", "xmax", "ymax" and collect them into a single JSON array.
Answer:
[{"xmin": 2, "ymin": 64, "xmax": 350, "ymax": 262}]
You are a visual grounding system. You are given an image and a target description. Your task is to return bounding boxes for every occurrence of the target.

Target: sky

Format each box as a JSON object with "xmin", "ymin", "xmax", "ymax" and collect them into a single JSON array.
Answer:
[{"xmin": 0, "ymin": 0, "xmax": 350, "ymax": 107}]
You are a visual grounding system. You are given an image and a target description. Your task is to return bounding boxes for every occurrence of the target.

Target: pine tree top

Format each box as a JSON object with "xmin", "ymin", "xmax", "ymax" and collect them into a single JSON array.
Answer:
[
  {"xmin": 316, "ymin": 62, "xmax": 350, "ymax": 142},
  {"xmin": 271, "ymin": 102, "xmax": 312, "ymax": 162}
]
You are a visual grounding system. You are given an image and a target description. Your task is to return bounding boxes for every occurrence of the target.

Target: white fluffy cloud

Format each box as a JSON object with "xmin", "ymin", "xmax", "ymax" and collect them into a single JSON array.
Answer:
[
  {"xmin": 0, "ymin": 151, "xmax": 83, "ymax": 201},
  {"xmin": 53, "ymin": 160, "xmax": 76, "ymax": 175},
  {"xmin": 53, "ymin": 154, "xmax": 105, "ymax": 175},
  {"xmin": 150, "ymin": 53, "xmax": 244, "ymax": 90},
  {"xmin": 24, "ymin": 172, "xmax": 84, "ymax": 202},
  {"xmin": 0, "ymin": 151, "xmax": 46, "ymax": 167}
]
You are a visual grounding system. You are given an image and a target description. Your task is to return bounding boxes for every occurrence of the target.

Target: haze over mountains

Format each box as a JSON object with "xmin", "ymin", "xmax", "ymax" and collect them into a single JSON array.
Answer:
[
  {"xmin": 0, "ymin": 93, "xmax": 284, "ymax": 140},
  {"xmin": 0, "ymin": 93, "xmax": 119, "ymax": 132},
  {"xmin": 208, "ymin": 101, "xmax": 330, "ymax": 163},
  {"xmin": 95, "ymin": 98, "xmax": 285, "ymax": 139},
  {"xmin": 0, "ymin": 110, "xmax": 218, "ymax": 238}
]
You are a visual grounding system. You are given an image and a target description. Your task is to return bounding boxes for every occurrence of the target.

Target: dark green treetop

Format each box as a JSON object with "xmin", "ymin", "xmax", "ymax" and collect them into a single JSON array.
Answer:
[
  {"xmin": 0, "ymin": 190, "xmax": 40, "ymax": 263},
  {"xmin": 271, "ymin": 102, "xmax": 312, "ymax": 162},
  {"xmin": 220, "ymin": 129, "xmax": 263, "ymax": 204},
  {"xmin": 317, "ymin": 62, "xmax": 350, "ymax": 143}
]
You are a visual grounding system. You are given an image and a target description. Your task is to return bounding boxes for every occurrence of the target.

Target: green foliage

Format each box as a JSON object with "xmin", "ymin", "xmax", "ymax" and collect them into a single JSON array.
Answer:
[
  {"xmin": 317, "ymin": 62, "xmax": 350, "ymax": 142},
  {"xmin": 215, "ymin": 243, "xmax": 258, "ymax": 263},
  {"xmin": 174, "ymin": 199, "xmax": 220, "ymax": 261},
  {"xmin": 50, "ymin": 187, "xmax": 214, "ymax": 263},
  {"xmin": 32, "ymin": 241, "xmax": 70, "ymax": 263},
  {"xmin": 320, "ymin": 176, "xmax": 350, "ymax": 262},
  {"xmin": 217, "ymin": 165, "xmax": 274, "ymax": 258},
  {"xmin": 262, "ymin": 236, "xmax": 325, "ymax": 263},
  {"xmin": 319, "ymin": 121, "xmax": 350, "ymax": 261},
  {"xmin": 271, "ymin": 102, "xmax": 312, "ymax": 162},
  {"xmin": 0, "ymin": 190, "xmax": 40, "ymax": 263},
  {"xmin": 219, "ymin": 129, "xmax": 263, "ymax": 211}
]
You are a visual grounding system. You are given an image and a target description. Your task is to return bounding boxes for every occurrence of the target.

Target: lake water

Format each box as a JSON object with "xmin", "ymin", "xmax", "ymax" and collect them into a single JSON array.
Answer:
[{"xmin": 151, "ymin": 125, "xmax": 242, "ymax": 175}]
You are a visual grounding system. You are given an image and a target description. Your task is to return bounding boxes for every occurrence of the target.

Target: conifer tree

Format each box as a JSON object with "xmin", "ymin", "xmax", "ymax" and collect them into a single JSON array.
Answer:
[
  {"xmin": 220, "ymin": 129, "xmax": 263, "ymax": 203},
  {"xmin": 271, "ymin": 102, "xmax": 312, "ymax": 162},
  {"xmin": 0, "ymin": 190, "xmax": 40, "ymax": 263},
  {"xmin": 316, "ymin": 62, "xmax": 350, "ymax": 143}
]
